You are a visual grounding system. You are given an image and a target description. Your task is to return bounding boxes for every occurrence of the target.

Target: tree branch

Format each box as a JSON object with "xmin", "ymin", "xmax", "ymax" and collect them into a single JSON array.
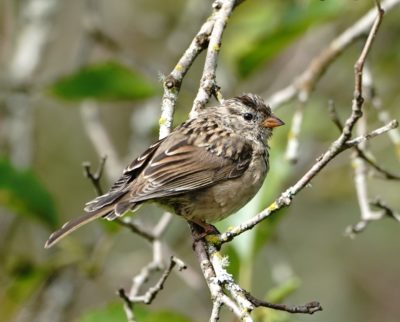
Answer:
[
  {"xmin": 190, "ymin": 0, "xmax": 239, "ymax": 117},
  {"xmin": 159, "ymin": 0, "xmax": 230, "ymax": 138},
  {"xmin": 244, "ymin": 291, "xmax": 322, "ymax": 314},
  {"xmin": 82, "ymin": 156, "xmax": 107, "ymax": 195}
]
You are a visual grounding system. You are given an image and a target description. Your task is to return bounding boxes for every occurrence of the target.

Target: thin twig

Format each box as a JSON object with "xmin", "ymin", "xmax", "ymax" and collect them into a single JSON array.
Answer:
[
  {"xmin": 346, "ymin": 198, "xmax": 400, "ymax": 237},
  {"xmin": 115, "ymin": 218, "xmax": 155, "ymax": 243},
  {"xmin": 353, "ymin": 5, "xmax": 384, "ymax": 97},
  {"xmin": 118, "ymin": 256, "xmax": 187, "ymax": 320},
  {"xmin": 371, "ymin": 199, "xmax": 400, "ymax": 221},
  {"xmin": 118, "ymin": 288, "xmax": 135, "ymax": 322},
  {"xmin": 114, "ymin": 208, "xmax": 186, "ymax": 319},
  {"xmin": 355, "ymin": 149, "xmax": 400, "ymax": 180},
  {"xmin": 244, "ymin": 291, "xmax": 322, "ymax": 314},
  {"xmin": 345, "ymin": 120, "xmax": 398, "ymax": 147},
  {"xmin": 82, "ymin": 156, "xmax": 107, "ymax": 195},
  {"xmin": 328, "ymin": 99, "xmax": 400, "ymax": 180}
]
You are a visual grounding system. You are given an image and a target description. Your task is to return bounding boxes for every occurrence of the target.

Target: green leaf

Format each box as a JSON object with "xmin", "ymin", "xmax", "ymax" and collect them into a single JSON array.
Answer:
[
  {"xmin": 48, "ymin": 61, "xmax": 157, "ymax": 102},
  {"xmin": 236, "ymin": 1, "xmax": 343, "ymax": 77},
  {"xmin": 0, "ymin": 158, "xmax": 58, "ymax": 228}
]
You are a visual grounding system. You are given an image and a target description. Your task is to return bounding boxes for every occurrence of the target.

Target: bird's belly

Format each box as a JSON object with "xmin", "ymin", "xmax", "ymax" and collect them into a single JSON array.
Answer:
[{"xmin": 159, "ymin": 157, "xmax": 267, "ymax": 223}]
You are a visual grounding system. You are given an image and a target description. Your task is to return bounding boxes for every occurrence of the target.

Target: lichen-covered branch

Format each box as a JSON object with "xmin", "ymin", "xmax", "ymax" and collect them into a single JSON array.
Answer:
[
  {"xmin": 190, "ymin": 0, "xmax": 239, "ymax": 117},
  {"xmin": 191, "ymin": 224, "xmax": 321, "ymax": 322},
  {"xmin": 159, "ymin": 1, "xmax": 228, "ymax": 138}
]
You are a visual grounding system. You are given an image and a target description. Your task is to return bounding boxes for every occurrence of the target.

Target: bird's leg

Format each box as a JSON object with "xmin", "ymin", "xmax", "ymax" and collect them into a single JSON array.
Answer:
[{"xmin": 188, "ymin": 219, "xmax": 220, "ymax": 241}]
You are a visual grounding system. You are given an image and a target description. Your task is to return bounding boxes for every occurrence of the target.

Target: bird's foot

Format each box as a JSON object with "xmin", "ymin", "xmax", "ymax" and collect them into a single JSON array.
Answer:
[{"xmin": 188, "ymin": 220, "xmax": 220, "ymax": 244}]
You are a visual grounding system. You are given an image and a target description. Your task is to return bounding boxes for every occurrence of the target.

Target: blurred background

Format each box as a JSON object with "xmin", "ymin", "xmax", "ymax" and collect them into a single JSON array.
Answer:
[{"xmin": 0, "ymin": 0, "xmax": 399, "ymax": 321}]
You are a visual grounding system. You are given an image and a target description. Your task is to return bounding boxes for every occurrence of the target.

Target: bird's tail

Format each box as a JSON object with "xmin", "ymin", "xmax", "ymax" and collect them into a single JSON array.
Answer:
[{"xmin": 44, "ymin": 206, "xmax": 112, "ymax": 249}]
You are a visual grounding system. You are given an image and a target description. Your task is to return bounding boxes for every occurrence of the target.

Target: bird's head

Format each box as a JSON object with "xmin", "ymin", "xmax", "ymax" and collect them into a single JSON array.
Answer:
[{"xmin": 221, "ymin": 93, "xmax": 284, "ymax": 142}]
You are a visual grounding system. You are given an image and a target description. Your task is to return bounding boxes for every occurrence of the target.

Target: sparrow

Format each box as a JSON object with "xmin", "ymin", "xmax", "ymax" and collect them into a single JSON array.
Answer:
[{"xmin": 45, "ymin": 94, "xmax": 284, "ymax": 248}]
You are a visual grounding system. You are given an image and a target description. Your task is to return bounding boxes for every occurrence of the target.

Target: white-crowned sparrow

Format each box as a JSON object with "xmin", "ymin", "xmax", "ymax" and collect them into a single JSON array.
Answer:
[{"xmin": 45, "ymin": 94, "xmax": 284, "ymax": 248}]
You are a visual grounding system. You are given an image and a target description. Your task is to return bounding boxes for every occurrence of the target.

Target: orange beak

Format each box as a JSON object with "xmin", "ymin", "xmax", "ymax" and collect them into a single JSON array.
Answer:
[{"xmin": 262, "ymin": 115, "xmax": 285, "ymax": 128}]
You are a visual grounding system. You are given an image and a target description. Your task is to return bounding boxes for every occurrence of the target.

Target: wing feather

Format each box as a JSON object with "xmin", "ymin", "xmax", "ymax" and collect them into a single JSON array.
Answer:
[
  {"xmin": 84, "ymin": 138, "xmax": 165, "ymax": 212},
  {"xmin": 127, "ymin": 135, "xmax": 253, "ymax": 201}
]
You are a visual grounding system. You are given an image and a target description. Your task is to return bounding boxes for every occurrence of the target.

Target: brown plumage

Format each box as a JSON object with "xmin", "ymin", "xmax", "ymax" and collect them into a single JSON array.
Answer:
[{"xmin": 45, "ymin": 94, "xmax": 284, "ymax": 248}]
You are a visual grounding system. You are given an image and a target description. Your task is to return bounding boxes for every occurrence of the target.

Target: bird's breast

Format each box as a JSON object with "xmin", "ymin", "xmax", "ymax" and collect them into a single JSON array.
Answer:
[{"xmin": 169, "ymin": 153, "xmax": 268, "ymax": 223}]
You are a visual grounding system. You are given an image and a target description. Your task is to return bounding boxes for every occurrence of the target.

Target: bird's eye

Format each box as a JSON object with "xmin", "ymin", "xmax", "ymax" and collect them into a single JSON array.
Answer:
[{"xmin": 243, "ymin": 113, "xmax": 254, "ymax": 121}]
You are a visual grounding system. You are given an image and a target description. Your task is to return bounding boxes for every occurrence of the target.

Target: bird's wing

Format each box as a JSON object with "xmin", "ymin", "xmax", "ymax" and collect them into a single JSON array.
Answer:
[
  {"xmin": 127, "ymin": 134, "xmax": 253, "ymax": 201},
  {"xmin": 84, "ymin": 138, "xmax": 165, "ymax": 212}
]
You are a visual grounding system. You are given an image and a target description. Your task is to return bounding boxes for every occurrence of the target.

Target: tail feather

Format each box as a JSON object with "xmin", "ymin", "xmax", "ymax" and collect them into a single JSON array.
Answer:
[{"xmin": 44, "ymin": 207, "xmax": 111, "ymax": 249}]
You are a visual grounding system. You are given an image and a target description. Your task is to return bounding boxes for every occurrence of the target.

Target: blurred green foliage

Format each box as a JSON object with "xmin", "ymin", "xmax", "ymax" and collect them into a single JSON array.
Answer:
[
  {"xmin": 76, "ymin": 303, "xmax": 195, "ymax": 322},
  {"xmin": 0, "ymin": 158, "xmax": 58, "ymax": 228},
  {"xmin": 48, "ymin": 61, "xmax": 157, "ymax": 102},
  {"xmin": 0, "ymin": 258, "xmax": 48, "ymax": 322},
  {"xmin": 235, "ymin": 1, "xmax": 343, "ymax": 77},
  {"xmin": 75, "ymin": 303, "xmax": 127, "ymax": 322},
  {"xmin": 253, "ymin": 277, "xmax": 302, "ymax": 322}
]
